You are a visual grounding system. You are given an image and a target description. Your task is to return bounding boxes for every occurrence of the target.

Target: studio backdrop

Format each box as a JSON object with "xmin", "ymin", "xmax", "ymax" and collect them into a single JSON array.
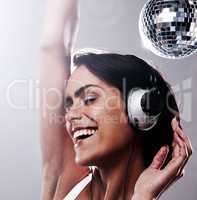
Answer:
[{"xmin": 0, "ymin": 0, "xmax": 196, "ymax": 199}]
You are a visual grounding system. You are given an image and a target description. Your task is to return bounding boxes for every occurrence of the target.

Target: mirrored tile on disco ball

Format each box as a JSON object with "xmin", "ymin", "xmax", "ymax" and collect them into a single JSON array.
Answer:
[{"xmin": 139, "ymin": 0, "xmax": 197, "ymax": 58}]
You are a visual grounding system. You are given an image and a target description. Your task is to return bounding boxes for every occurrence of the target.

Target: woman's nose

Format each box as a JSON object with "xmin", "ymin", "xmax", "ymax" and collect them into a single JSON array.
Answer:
[{"xmin": 65, "ymin": 107, "xmax": 82, "ymax": 122}]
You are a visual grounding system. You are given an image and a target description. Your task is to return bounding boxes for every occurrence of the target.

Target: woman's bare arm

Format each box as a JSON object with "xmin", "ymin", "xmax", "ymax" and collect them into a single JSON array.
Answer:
[{"xmin": 40, "ymin": 0, "xmax": 88, "ymax": 199}]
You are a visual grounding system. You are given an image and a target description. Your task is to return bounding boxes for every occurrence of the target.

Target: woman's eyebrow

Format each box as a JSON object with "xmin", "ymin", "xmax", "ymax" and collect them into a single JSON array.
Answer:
[
  {"xmin": 74, "ymin": 84, "xmax": 102, "ymax": 98},
  {"xmin": 64, "ymin": 84, "xmax": 103, "ymax": 101}
]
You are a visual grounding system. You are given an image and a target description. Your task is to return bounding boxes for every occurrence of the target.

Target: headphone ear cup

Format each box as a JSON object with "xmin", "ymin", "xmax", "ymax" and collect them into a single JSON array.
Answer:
[{"xmin": 127, "ymin": 88, "xmax": 163, "ymax": 131}]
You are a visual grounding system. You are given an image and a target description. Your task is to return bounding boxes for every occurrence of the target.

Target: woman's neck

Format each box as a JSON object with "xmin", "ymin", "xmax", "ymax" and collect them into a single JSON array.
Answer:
[{"xmin": 92, "ymin": 138, "xmax": 145, "ymax": 200}]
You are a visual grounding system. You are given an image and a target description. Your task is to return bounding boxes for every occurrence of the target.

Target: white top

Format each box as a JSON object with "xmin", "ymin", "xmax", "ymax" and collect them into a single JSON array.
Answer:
[{"xmin": 63, "ymin": 173, "xmax": 93, "ymax": 200}]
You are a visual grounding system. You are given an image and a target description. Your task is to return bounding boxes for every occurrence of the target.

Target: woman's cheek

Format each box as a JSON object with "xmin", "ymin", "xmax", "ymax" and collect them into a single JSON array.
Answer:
[
  {"xmin": 65, "ymin": 120, "xmax": 72, "ymax": 137},
  {"xmin": 105, "ymin": 94, "xmax": 122, "ymax": 111},
  {"xmin": 87, "ymin": 102, "xmax": 107, "ymax": 123}
]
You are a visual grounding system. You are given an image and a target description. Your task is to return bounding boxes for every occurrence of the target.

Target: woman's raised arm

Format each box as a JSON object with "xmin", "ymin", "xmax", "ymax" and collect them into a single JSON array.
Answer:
[{"xmin": 40, "ymin": 0, "xmax": 88, "ymax": 199}]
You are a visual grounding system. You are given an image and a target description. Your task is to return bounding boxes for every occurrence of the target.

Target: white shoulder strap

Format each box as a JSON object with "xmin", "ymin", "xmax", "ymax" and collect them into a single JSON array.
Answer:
[{"xmin": 63, "ymin": 173, "xmax": 92, "ymax": 200}]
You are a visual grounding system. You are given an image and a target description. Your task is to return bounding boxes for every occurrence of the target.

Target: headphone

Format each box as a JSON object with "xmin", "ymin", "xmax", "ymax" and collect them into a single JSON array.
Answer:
[{"xmin": 127, "ymin": 82, "xmax": 164, "ymax": 131}]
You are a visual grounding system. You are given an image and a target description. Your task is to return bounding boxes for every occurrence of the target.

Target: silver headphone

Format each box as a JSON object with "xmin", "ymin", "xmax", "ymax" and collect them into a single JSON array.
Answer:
[{"xmin": 127, "ymin": 87, "xmax": 164, "ymax": 131}]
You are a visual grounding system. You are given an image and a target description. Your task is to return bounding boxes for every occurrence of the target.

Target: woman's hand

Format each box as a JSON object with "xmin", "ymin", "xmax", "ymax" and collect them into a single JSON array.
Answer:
[
  {"xmin": 41, "ymin": 0, "xmax": 79, "ymax": 50},
  {"xmin": 132, "ymin": 118, "xmax": 192, "ymax": 200}
]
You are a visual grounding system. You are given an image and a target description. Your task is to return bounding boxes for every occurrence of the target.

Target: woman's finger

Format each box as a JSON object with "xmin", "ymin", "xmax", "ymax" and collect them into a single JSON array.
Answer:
[
  {"xmin": 172, "ymin": 118, "xmax": 193, "ymax": 156},
  {"xmin": 174, "ymin": 132, "xmax": 188, "ymax": 176},
  {"xmin": 176, "ymin": 126, "xmax": 193, "ymax": 156},
  {"xmin": 171, "ymin": 118, "xmax": 192, "ymax": 175},
  {"xmin": 150, "ymin": 145, "xmax": 169, "ymax": 169},
  {"xmin": 164, "ymin": 129, "xmax": 188, "ymax": 177},
  {"xmin": 175, "ymin": 128, "xmax": 192, "ymax": 176}
]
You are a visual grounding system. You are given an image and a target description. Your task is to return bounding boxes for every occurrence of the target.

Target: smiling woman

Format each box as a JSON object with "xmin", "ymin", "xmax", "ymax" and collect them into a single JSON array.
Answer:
[
  {"xmin": 65, "ymin": 64, "xmax": 133, "ymax": 168},
  {"xmin": 40, "ymin": 0, "xmax": 192, "ymax": 200},
  {"xmin": 65, "ymin": 53, "xmax": 174, "ymax": 169}
]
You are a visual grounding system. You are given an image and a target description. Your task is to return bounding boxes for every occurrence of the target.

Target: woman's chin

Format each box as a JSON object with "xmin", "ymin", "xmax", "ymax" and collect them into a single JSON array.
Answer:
[
  {"xmin": 75, "ymin": 154, "xmax": 98, "ymax": 166},
  {"xmin": 75, "ymin": 155, "xmax": 91, "ymax": 166}
]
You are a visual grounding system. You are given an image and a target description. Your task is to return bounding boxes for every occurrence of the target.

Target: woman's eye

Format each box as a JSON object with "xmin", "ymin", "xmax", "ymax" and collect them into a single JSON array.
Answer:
[{"xmin": 84, "ymin": 96, "xmax": 97, "ymax": 105}]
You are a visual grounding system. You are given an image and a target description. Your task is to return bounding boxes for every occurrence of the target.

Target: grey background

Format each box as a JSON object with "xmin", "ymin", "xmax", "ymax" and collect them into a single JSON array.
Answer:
[{"xmin": 0, "ymin": 0, "xmax": 196, "ymax": 199}]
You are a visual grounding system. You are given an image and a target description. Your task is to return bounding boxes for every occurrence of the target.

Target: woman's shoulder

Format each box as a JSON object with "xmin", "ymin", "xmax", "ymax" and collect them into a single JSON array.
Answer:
[
  {"xmin": 53, "ymin": 166, "xmax": 90, "ymax": 200},
  {"xmin": 63, "ymin": 172, "xmax": 93, "ymax": 200}
]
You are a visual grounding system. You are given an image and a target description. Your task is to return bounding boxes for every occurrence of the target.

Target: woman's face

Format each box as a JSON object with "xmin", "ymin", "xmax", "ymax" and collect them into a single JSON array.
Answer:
[{"xmin": 65, "ymin": 65, "xmax": 135, "ymax": 166}]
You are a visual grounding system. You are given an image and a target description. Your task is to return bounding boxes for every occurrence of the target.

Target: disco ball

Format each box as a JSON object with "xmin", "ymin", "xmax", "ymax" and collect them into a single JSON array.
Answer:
[{"xmin": 139, "ymin": 0, "xmax": 197, "ymax": 59}]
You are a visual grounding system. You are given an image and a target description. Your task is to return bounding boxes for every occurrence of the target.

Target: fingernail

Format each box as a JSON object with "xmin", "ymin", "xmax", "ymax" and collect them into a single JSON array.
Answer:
[{"xmin": 164, "ymin": 145, "xmax": 169, "ymax": 152}]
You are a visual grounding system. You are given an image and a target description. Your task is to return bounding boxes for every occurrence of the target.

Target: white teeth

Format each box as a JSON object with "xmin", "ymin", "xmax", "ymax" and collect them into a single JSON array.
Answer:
[{"xmin": 73, "ymin": 129, "xmax": 97, "ymax": 139}]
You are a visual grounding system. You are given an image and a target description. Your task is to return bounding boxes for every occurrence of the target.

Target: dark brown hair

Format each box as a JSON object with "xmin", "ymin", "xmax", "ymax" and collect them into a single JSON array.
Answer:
[{"xmin": 73, "ymin": 52, "xmax": 179, "ymax": 167}]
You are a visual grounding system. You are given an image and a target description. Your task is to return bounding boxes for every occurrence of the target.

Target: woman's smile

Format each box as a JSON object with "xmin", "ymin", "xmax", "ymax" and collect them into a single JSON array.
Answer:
[{"xmin": 73, "ymin": 128, "xmax": 99, "ymax": 148}]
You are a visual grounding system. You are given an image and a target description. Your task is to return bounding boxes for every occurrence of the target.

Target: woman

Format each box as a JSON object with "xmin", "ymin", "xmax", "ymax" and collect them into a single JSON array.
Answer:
[{"xmin": 40, "ymin": 0, "xmax": 192, "ymax": 200}]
